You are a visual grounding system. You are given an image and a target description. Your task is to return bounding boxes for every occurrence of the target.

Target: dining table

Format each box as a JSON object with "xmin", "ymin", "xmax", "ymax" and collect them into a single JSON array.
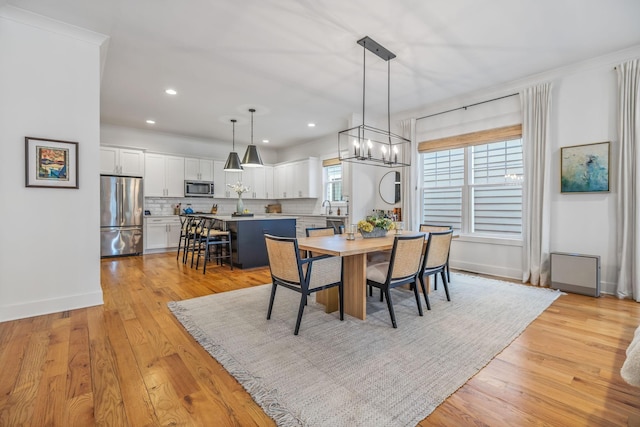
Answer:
[{"xmin": 297, "ymin": 231, "xmax": 425, "ymax": 320}]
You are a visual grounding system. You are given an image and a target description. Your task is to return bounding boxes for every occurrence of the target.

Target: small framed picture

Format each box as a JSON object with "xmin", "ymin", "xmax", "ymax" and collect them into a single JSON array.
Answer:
[
  {"xmin": 560, "ymin": 141, "xmax": 609, "ymax": 193},
  {"xmin": 25, "ymin": 136, "xmax": 78, "ymax": 189}
]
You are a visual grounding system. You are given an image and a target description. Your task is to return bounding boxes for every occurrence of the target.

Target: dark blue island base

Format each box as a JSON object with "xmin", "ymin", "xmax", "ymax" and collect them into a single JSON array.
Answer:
[{"xmin": 225, "ymin": 218, "xmax": 296, "ymax": 269}]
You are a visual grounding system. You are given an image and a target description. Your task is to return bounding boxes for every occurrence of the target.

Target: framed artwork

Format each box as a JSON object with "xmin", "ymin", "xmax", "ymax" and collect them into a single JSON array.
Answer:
[
  {"xmin": 25, "ymin": 137, "xmax": 78, "ymax": 189},
  {"xmin": 560, "ymin": 141, "xmax": 609, "ymax": 193}
]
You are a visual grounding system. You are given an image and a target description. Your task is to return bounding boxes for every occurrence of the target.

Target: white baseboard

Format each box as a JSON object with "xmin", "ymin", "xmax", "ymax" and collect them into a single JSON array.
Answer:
[
  {"xmin": 451, "ymin": 261, "xmax": 522, "ymax": 282},
  {"xmin": 0, "ymin": 291, "xmax": 104, "ymax": 322}
]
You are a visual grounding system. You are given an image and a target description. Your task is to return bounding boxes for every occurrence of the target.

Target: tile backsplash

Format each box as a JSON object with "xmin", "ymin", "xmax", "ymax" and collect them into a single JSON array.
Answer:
[{"xmin": 144, "ymin": 197, "xmax": 333, "ymax": 216}]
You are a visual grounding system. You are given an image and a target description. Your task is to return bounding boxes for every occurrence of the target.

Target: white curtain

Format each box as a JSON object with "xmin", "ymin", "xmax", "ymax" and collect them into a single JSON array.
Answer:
[
  {"xmin": 616, "ymin": 59, "xmax": 640, "ymax": 300},
  {"xmin": 400, "ymin": 119, "xmax": 418, "ymax": 231},
  {"xmin": 521, "ymin": 83, "xmax": 552, "ymax": 286}
]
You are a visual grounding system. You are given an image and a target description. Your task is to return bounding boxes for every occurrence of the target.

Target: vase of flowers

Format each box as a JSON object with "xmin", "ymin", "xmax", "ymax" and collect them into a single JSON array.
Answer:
[
  {"xmin": 357, "ymin": 215, "xmax": 395, "ymax": 238},
  {"xmin": 228, "ymin": 181, "xmax": 250, "ymax": 213}
]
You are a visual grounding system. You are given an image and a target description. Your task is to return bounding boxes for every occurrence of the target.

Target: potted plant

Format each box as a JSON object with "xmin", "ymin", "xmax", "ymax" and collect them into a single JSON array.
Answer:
[{"xmin": 357, "ymin": 215, "xmax": 395, "ymax": 238}]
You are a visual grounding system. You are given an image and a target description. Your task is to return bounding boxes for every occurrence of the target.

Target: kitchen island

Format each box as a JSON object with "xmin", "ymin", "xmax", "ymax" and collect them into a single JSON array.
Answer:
[{"xmin": 194, "ymin": 215, "xmax": 296, "ymax": 269}]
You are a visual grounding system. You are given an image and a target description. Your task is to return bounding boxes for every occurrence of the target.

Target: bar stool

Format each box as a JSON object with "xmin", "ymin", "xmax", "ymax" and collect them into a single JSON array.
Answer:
[
  {"xmin": 185, "ymin": 216, "xmax": 206, "ymax": 266},
  {"xmin": 176, "ymin": 215, "xmax": 192, "ymax": 261},
  {"xmin": 195, "ymin": 218, "xmax": 233, "ymax": 273}
]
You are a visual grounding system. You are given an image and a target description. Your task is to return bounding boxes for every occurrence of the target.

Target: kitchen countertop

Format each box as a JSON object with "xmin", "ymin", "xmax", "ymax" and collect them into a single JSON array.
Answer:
[{"xmin": 188, "ymin": 214, "xmax": 298, "ymax": 221}]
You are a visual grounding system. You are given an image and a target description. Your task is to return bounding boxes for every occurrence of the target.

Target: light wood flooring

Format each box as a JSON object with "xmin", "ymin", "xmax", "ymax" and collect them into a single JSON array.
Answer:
[{"xmin": 1, "ymin": 252, "xmax": 639, "ymax": 426}]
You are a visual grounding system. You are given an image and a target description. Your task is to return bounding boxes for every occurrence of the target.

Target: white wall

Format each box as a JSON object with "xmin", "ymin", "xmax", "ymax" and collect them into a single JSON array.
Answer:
[
  {"xmin": 102, "ymin": 124, "xmax": 279, "ymax": 164},
  {"xmin": 0, "ymin": 7, "xmax": 107, "ymax": 321},
  {"xmin": 549, "ymin": 58, "xmax": 620, "ymax": 293},
  {"xmin": 396, "ymin": 45, "xmax": 640, "ymax": 290}
]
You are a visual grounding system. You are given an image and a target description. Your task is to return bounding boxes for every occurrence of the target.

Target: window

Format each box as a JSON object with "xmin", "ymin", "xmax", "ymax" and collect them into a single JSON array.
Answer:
[
  {"xmin": 324, "ymin": 164, "xmax": 343, "ymax": 202},
  {"xmin": 421, "ymin": 128, "xmax": 523, "ymax": 238}
]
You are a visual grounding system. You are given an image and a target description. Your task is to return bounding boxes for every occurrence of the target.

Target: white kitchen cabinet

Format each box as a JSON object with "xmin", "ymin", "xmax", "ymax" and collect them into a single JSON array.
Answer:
[
  {"xmin": 145, "ymin": 217, "xmax": 182, "ymax": 251},
  {"xmin": 274, "ymin": 158, "xmax": 319, "ymax": 199},
  {"xmin": 295, "ymin": 216, "xmax": 327, "ymax": 237},
  {"xmin": 274, "ymin": 163, "xmax": 294, "ymax": 198},
  {"xmin": 264, "ymin": 166, "xmax": 274, "ymax": 199},
  {"xmin": 292, "ymin": 158, "xmax": 319, "ymax": 198},
  {"xmin": 185, "ymin": 157, "xmax": 213, "ymax": 181},
  {"xmin": 100, "ymin": 147, "xmax": 144, "ymax": 176},
  {"xmin": 241, "ymin": 165, "xmax": 273, "ymax": 199},
  {"xmin": 213, "ymin": 160, "xmax": 242, "ymax": 198},
  {"xmin": 145, "ymin": 153, "xmax": 185, "ymax": 197}
]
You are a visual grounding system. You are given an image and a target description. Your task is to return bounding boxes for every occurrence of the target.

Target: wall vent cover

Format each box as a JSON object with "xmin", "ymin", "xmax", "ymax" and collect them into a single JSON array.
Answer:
[{"xmin": 550, "ymin": 252, "xmax": 600, "ymax": 297}]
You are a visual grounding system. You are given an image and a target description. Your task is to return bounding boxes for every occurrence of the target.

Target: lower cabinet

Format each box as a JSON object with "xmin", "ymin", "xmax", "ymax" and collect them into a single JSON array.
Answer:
[
  {"xmin": 295, "ymin": 216, "xmax": 327, "ymax": 237},
  {"xmin": 145, "ymin": 217, "xmax": 182, "ymax": 252},
  {"xmin": 226, "ymin": 218, "xmax": 296, "ymax": 269}
]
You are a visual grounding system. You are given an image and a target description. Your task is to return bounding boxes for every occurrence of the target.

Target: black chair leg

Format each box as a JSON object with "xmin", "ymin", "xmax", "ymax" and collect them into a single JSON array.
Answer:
[
  {"xmin": 412, "ymin": 281, "xmax": 423, "ymax": 316},
  {"xmin": 419, "ymin": 276, "xmax": 431, "ymax": 310},
  {"xmin": 434, "ymin": 273, "xmax": 438, "ymax": 290},
  {"xmin": 294, "ymin": 292, "xmax": 307, "ymax": 335},
  {"xmin": 442, "ymin": 271, "xmax": 451, "ymax": 301},
  {"xmin": 384, "ymin": 288, "xmax": 397, "ymax": 328},
  {"xmin": 446, "ymin": 260, "xmax": 451, "ymax": 282},
  {"xmin": 267, "ymin": 284, "xmax": 278, "ymax": 319}
]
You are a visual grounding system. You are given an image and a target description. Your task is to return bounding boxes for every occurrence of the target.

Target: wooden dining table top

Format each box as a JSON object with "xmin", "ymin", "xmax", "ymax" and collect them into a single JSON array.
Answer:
[{"xmin": 297, "ymin": 231, "xmax": 426, "ymax": 257}]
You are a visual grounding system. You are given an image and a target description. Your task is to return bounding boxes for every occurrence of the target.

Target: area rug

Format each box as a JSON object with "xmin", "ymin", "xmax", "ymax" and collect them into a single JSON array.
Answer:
[{"xmin": 168, "ymin": 273, "xmax": 562, "ymax": 426}]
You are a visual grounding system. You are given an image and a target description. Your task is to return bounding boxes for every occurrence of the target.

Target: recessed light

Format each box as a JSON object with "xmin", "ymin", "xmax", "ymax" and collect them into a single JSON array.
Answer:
[
  {"xmin": 146, "ymin": 119, "xmax": 156, "ymax": 124},
  {"xmin": 165, "ymin": 88, "xmax": 177, "ymax": 95},
  {"xmin": 262, "ymin": 139, "xmax": 269, "ymax": 144},
  {"xmin": 308, "ymin": 123, "xmax": 316, "ymax": 127}
]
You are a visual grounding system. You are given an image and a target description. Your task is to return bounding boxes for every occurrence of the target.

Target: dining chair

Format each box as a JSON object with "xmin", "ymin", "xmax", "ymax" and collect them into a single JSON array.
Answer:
[
  {"xmin": 194, "ymin": 218, "xmax": 233, "ymax": 273},
  {"xmin": 264, "ymin": 234, "xmax": 344, "ymax": 335},
  {"xmin": 419, "ymin": 224, "xmax": 453, "ymax": 288},
  {"xmin": 305, "ymin": 227, "xmax": 335, "ymax": 238},
  {"xmin": 176, "ymin": 215, "xmax": 191, "ymax": 261},
  {"xmin": 304, "ymin": 226, "xmax": 336, "ymax": 257},
  {"xmin": 418, "ymin": 229, "xmax": 454, "ymax": 309},
  {"xmin": 365, "ymin": 234, "xmax": 426, "ymax": 328}
]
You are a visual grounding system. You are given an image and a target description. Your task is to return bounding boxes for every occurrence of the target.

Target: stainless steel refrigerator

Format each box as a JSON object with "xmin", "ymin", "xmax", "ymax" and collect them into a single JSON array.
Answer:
[{"xmin": 100, "ymin": 175, "xmax": 144, "ymax": 257}]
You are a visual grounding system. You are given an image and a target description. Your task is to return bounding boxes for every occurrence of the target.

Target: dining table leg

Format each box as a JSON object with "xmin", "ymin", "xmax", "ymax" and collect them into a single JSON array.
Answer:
[{"xmin": 315, "ymin": 253, "xmax": 367, "ymax": 320}]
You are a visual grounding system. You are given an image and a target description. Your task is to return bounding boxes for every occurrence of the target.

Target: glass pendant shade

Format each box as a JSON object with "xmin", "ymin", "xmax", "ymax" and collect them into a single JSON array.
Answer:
[
  {"xmin": 224, "ymin": 119, "xmax": 244, "ymax": 172},
  {"xmin": 242, "ymin": 108, "xmax": 264, "ymax": 167}
]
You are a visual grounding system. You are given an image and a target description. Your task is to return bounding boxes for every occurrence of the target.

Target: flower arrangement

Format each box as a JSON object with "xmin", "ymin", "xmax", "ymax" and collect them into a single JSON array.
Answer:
[
  {"xmin": 357, "ymin": 215, "xmax": 395, "ymax": 233},
  {"xmin": 228, "ymin": 181, "xmax": 250, "ymax": 196}
]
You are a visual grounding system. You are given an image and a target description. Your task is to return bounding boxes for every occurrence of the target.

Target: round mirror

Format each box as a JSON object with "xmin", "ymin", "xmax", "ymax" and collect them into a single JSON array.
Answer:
[{"xmin": 379, "ymin": 171, "xmax": 401, "ymax": 204}]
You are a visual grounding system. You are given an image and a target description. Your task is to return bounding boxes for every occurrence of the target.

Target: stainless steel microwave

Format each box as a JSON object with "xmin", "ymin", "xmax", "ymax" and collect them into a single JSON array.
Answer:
[{"xmin": 184, "ymin": 180, "xmax": 214, "ymax": 197}]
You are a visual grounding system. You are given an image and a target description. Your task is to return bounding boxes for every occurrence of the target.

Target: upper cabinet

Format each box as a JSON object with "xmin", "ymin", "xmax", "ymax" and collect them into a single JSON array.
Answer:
[
  {"xmin": 212, "ymin": 160, "xmax": 241, "ymax": 198},
  {"xmin": 242, "ymin": 166, "xmax": 274, "ymax": 199},
  {"xmin": 211, "ymin": 162, "xmax": 275, "ymax": 199},
  {"xmin": 145, "ymin": 153, "xmax": 185, "ymax": 197},
  {"xmin": 274, "ymin": 158, "xmax": 319, "ymax": 199},
  {"xmin": 185, "ymin": 158, "xmax": 213, "ymax": 181},
  {"xmin": 100, "ymin": 147, "xmax": 144, "ymax": 177}
]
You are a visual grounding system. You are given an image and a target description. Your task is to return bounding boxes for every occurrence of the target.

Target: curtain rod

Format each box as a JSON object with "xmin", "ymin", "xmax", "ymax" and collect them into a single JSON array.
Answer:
[{"xmin": 415, "ymin": 92, "xmax": 519, "ymax": 122}]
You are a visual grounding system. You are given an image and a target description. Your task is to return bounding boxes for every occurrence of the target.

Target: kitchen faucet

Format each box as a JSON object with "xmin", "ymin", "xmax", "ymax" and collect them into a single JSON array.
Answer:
[{"xmin": 322, "ymin": 200, "xmax": 333, "ymax": 215}]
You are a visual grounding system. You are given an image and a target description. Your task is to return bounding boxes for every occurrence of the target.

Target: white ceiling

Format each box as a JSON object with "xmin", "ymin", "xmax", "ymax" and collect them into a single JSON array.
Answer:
[{"xmin": 6, "ymin": 0, "xmax": 640, "ymax": 149}]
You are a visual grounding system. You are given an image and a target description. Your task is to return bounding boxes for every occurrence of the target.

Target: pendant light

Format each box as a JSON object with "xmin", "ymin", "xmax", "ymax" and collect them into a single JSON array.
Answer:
[
  {"xmin": 242, "ymin": 108, "xmax": 264, "ymax": 167},
  {"xmin": 223, "ymin": 119, "xmax": 243, "ymax": 172}
]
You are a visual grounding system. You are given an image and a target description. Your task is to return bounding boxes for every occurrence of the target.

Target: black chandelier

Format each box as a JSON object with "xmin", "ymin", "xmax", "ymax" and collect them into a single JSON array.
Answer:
[{"xmin": 338, "ymin": 36, "xmax": 410, "ymax": 168}]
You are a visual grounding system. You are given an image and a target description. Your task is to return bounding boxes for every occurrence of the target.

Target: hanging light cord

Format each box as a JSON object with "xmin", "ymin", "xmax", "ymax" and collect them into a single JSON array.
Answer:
[
  {"xmin": 362, "ymin": 42, "xmax": 366, "ymax": 126},
  {"xmin": 231, "ymin": 119, "xmax": 236, "ymax": 150},
  {"xmin": 387, "ymin": 59, "xmax": 391, "ymax": 145}
]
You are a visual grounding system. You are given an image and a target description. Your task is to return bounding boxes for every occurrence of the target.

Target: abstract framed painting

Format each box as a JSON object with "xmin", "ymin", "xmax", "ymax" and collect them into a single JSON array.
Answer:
[
  {"xmin": 560, "ymin": 141, "xmax": 609, "ymax": 193},
  {"xmin": 25, "ymin": 137, "xmax": 78, "ymax": 189}
]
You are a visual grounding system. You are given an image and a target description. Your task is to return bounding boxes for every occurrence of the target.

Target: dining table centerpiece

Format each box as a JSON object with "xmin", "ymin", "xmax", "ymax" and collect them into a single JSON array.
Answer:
[
  {"xmin": 228, "ymin": 181, "xmax": 250, "ymax": 214},
  {"xmin": 357, "ymin": 215, "xmax": 395, "ymax": 238}
]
